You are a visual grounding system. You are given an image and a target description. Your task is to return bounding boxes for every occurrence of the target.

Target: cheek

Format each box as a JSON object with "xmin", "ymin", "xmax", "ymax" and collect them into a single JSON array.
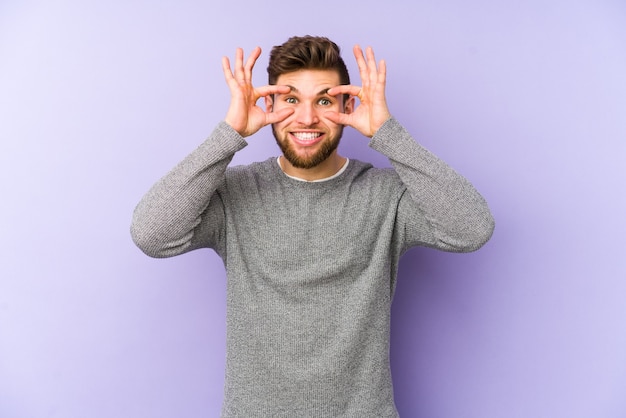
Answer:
[
  {"xmin": 319, "ymin": 104, "xmax": 342, "ymax": 125},
  {"xmin": 272, "ymin": 115, "xmax": 290, "ymax": 132},
  {"xmin": 273, "ymin": 102, "xmax": 295, "ymax": 119},
  {"xmin": 321, "ymin": 111, "xmax": 342, "ymax": 128}
]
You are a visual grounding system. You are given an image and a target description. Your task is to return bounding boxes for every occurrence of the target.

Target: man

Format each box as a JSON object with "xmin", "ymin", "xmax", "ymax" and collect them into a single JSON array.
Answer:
[{"xmin": 131, "ymin": 36, "xmax": 494, "ymax": 417}]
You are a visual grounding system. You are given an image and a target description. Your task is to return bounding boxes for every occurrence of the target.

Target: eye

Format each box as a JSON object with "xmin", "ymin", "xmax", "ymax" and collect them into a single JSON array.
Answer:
[
  {"xmin": 285, "ymin": 97, "xmax": 298, "ymax": 104},
  {"xmin": 318, "ymin": 98, "xmax": 332, "ymax": 106}
]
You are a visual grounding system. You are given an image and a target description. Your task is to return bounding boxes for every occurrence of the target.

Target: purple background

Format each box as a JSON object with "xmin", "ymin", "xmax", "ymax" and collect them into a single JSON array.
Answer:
[{"xmin": 1, "ymin": 1, "xmax": 625, "ymax": 417}]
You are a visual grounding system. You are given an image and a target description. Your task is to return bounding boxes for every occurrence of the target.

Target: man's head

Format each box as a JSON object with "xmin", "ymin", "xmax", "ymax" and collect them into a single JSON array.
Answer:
[
  {"xmin": 265, "ymin": 36, "xmax": 353, "ymax": 172},
  {"xmin": 267, "ymin": 35, "xmax": 350, "ymax": 87}
]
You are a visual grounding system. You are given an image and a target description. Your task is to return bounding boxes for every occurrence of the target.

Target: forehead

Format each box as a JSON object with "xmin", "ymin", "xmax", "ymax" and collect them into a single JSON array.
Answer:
[{"xmin": 275, "ymin": 69, "xmax": 341, "ymax": 95}]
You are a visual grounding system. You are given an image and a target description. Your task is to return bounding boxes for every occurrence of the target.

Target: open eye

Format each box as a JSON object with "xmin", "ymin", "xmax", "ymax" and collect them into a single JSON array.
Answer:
[
  {"xmin": 285, "ymin": 97, "xmax": 298, "ymax": 104},
  {"xmin": 318, "ymin": 98, "xmax": 332, "ymax": 106}
]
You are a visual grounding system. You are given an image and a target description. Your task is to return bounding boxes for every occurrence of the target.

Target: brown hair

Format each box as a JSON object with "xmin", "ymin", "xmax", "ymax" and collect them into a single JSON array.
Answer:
[{"xmin": 267, "ymin": 35, "xmax": 350, "ymax": 86}]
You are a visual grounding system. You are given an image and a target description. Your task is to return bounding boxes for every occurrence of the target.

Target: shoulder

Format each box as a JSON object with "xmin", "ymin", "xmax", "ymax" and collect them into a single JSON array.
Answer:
[
  {"xmin": 350, "ymin": 159, "xmax": 400, "ymax": 181},
  {"xmin": 225, "ymin": 158, "xmax": 276, "ymax": 180},
  {"xmin": 347, "ymin": 159, "xmax": 405, "ymax": 193},
  {"xmin": 219, "ymin": 158, "xmax": 280, "ymax": 197}
]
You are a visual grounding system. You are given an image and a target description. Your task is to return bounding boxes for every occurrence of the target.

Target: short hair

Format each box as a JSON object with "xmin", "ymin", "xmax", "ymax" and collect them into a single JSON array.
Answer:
[{"xmin": 267, "ymin": 35, "xmax": 350, "ymax": 86}]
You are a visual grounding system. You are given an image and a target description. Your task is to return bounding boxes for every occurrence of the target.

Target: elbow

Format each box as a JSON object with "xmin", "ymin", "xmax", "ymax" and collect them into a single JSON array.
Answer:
[
  {"xmin": 130, "ymin": 218, "xmax": 181, "ymax": 259},
  {"xmin": 456, "ymin": 212, "xmax": 496, "ymax": 253},
  {"xmin": 130, "ymin": 223, "xmax": 166, "ymax": 258},
  {"xmin": 130, "ymin": 206, "xmax": 202, "ymax": 258},
  {"xmin": 434, "ymin": 211, "xmax": 495, "ymax": 253}
]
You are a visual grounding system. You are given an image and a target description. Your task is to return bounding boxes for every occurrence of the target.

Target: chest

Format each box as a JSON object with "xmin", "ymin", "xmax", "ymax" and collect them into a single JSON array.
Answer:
[{"xmin": 222, "ymin": 182, "xmax": 400, "ymax": 280}]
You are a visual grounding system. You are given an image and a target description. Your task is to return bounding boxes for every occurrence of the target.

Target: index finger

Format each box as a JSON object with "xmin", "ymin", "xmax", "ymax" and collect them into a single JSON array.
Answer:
[
  {"xmin": 327, "ymin": 84, "xmax": 362, "ymax": 98},
  {"xmin": 255, "ymin": 84, "xmax": 292, "ymax": 98}
]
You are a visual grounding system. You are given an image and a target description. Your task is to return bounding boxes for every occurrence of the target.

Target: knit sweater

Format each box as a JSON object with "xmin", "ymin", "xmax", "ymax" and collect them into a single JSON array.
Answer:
[{"xmin": 131, "ymin": 118, "xmax": 494, "ymax": 417}]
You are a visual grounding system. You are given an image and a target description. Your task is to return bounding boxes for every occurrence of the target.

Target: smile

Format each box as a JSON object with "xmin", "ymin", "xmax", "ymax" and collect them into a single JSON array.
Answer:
[{"xmin": 291, "ymin": 132, "xmax": 323, "ymax": 145}]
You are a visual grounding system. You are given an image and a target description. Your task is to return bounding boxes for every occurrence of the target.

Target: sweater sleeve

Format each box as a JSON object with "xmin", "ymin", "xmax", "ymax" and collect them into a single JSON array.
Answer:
[
  {"xmin": 368, "ymin": 118, "xmax": 495, "ymax": 253},
  {"xmin": 130, "ymin": 121, "xmax": 247, "ymax": 258}
]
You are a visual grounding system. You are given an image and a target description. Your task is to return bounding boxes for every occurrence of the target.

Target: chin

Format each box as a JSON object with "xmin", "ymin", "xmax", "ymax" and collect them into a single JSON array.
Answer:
[{"xmin": 273, "ymin": 126, "xmax": 343, "ymax": 169}]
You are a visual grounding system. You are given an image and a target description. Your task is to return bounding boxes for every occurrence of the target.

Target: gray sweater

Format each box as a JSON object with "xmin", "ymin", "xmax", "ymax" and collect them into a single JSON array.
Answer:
[{"xmin": 131, "ymin": 118, "xmax": 494, "ymax": 417}]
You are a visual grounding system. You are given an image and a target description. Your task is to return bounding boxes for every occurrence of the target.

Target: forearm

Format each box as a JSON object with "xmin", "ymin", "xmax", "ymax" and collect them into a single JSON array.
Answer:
[
  {"xmin": 130, "ymin": 121, "xmax": 247, "ymax": 257},
  {"xmin": 369, "ymin": 118, "xmax": 495, "ymax": 252}
]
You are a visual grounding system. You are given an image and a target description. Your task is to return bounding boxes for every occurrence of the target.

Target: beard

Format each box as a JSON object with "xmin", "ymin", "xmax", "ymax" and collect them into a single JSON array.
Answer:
[{"xmin": 272, "ymin": 125, "xmax": 344, "ymax": 169}]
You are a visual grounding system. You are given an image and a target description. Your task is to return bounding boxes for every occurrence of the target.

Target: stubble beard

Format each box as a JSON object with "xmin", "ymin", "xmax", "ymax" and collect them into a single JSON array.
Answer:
[{"xmin": 272, "ymin": 125, "xmax": 343, "ymax": 169}]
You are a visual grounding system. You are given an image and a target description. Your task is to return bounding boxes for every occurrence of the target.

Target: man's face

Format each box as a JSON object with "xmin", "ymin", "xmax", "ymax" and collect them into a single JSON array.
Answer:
[{"xmin": 266, "ymin": 69, "xmax": 353, "ymax": 169}]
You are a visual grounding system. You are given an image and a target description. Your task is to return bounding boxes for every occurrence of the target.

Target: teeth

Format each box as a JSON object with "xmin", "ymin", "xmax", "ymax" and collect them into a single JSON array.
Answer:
[{"xmin": 293, "ymin": 132, "xmax": 321, "ymax": 141}]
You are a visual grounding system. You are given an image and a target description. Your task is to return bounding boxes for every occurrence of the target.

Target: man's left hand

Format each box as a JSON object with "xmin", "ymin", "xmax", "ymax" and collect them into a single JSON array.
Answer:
[{"xmin": 325, "ymin": 45, "xmax": 392, "ymax": 138}]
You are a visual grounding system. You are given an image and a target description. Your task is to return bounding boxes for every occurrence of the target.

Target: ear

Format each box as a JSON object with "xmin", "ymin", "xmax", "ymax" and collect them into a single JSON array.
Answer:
[
  {"xmin": 343, "ymin": 96, "xmax": 355, "ymax": 114},
  {"xmin": 265, "ymin": 95, "xmax": 274, "ymax": 112}
]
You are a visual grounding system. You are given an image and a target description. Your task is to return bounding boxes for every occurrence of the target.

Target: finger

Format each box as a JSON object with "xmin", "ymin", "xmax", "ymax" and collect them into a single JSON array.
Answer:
[
  {"xmin": 365, "ymin": 46, "xmax": 378, "ymax": 84},
  {"xmin": 365, "ymin": 46, "xmax": 377, "ymax": 67},
  {"xmin": 378, "ymin": 59, "xmax": 387, "ymax": 85},
  {"xmin": 353, "ymin": 45, "xmax": 369, "ymax": 91},
  {"xmin": 244, "ymin": 46, "xmax": 261, "ymax": 82},
  {"xmin": 266, "ymin": 108, "xmax": 294, "ymax": 125},
  {"xmin": 327, "ymin": 84, "xmax": 362, "ymax": 98},
  {"xmin": 222, "ymin": 56, "xmax": 244, "ymax": 94},
  {"xmin": 256, "ymin": 84, "xmax": 291, "ymax": 97},
  {"xmin": 233, "ymin": 47, "xmax": 245, "ymax": 82},
  {"xmin": 221, "ymin": 56, "xmax": 234, "ymax": 81},
  {"xmin": 324, "ymin": 110, "xmax": 350, "ymax": 126},
  {"xmin": 353, "ymin": 45, "xmax": 366, "ymax": 72}
]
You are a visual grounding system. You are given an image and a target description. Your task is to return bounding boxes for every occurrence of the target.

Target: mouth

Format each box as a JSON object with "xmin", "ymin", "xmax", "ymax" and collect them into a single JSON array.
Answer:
[{"xmin": 290, "ymin": 131, "xmax": 324, "ymax": 146}]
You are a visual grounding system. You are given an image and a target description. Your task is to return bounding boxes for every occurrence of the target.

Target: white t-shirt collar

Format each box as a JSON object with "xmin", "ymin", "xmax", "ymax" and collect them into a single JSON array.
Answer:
[{"xmin": 276, "ymin": 157, "xmax": 350, "ymax": 183}]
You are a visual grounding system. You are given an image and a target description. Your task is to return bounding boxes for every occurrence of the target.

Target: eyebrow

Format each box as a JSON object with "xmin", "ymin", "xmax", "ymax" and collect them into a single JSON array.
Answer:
[{"xmin": 285, "ymin": 85, "xmax": 332, "ymax": 96}]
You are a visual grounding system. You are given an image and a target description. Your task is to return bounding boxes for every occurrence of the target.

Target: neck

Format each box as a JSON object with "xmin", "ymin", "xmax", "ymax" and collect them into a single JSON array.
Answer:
[{"xmin": 279, "ymin": 152, "xmax": 347, "ymax": 181}]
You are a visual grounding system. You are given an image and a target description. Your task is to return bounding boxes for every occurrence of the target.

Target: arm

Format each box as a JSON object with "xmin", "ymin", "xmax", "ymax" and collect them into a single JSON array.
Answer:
[
  {"xmin": 130, "ymin": 122, "xmax": 246, "ymax": 258},
  {"xmin": 131, "ymin": 47, "xmax": 293, "ymax": 257},
  {"xmin": 328, "ymin": 45, "xmax": 494, "ymax": 252},
  {"xmin": 370, "ymin": 118, "xmax": 495, "ymax": 252}
]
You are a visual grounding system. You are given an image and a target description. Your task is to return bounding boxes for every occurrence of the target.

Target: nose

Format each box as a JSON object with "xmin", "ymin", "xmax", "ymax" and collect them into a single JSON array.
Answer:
[{"xmin": 295, "ymin": 103, "xmax": 320, "ymax": 126}]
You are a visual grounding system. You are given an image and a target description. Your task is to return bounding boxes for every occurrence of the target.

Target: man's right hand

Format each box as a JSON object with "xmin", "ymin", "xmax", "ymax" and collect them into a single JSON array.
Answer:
[{"xmin": 222, "ymin": 47, "xmax": 294, "ymax": 137}]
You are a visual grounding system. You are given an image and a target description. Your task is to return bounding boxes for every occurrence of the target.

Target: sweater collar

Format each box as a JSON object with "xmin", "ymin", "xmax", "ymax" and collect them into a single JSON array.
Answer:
[{"xmin": 275, "ymin": 157, "xmax": 350, "ymax": 183}]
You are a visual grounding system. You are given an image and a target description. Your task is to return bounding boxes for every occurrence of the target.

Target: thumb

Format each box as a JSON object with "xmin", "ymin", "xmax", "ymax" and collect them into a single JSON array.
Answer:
[
  {"xmin": 266, "ymin": 108, "xmax": 294, "ymax": 125},
  {"xmin": 324, "ymin": 111, "xmax": 350, "ymax": 126}
]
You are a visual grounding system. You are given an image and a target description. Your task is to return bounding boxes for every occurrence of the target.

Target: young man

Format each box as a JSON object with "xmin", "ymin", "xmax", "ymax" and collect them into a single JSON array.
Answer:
[{"xmin": 131, "ymin": 36, "xmax": 494, "ymax": 417}]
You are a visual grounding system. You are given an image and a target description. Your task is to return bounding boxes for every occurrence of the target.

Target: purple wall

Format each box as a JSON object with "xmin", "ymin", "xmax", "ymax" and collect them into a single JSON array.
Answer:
[{"xmin": 1, "ymin": 1, "xmax": 625, "ymax": 417}]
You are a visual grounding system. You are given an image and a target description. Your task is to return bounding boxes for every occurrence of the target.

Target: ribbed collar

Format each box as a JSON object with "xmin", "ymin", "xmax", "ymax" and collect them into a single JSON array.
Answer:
[{"xmin": 275, "ymin": 157, "xmax": 350, "ymax": 183}]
